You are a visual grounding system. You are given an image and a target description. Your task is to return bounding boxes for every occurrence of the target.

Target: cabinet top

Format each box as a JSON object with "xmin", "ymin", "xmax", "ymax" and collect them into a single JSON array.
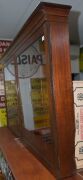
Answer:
[{"xmin": 0, "ymin": 2, "xmax": 71, "ymax": 64}]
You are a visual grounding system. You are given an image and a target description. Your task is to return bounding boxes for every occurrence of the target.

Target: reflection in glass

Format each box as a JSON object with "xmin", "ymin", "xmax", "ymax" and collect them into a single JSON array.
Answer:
[
  {"xmin": 17, "ymin": 36, "xmax": 55, "ymax": 151},
  {"xmin": 4, "ymin": 60, "xmax": 18, "ymax": 127},
  {"xmin": 5, "ymin": 36, "xmax": 55, "ymax": 168},
  {"xmin": 17, "ymin": 36, "xmax": 51, "ymax": 132},
  {"xmin": 0, "ymin": 150, "xmax": 14, "ymax": 179}
]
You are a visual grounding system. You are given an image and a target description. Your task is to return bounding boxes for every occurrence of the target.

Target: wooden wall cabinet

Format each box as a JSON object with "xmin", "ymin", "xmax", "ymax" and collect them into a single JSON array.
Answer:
[{"xmin": 0, "ymin": 2, "xmax": 76, "ymax": 179}]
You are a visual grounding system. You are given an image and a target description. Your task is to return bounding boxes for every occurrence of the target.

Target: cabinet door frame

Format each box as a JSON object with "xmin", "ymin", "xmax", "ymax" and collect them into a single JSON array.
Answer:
[{"xmin": 1, "ymin": 2, "xmax": 76, "ymax": 179}]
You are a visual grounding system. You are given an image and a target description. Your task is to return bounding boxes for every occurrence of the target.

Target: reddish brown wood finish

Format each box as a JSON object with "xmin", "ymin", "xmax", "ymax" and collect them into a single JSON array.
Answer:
[
  {"xmin": 0, "ymin": 2, "xmax": 76, "ymax": 179},
  {"xmin": 0, "ymin": 127, "xmax": 55, "ymax": 180},
  {"xmin": 0, "ymin": 128, "xmax": 82, "ymax": 180},
  {"xmin": 49, "ymin": 19, "xmax": 76, "ymax": 177},
  {"xmin": 66, "ymin": 174, "xmax": 83, "ymax": 180}
]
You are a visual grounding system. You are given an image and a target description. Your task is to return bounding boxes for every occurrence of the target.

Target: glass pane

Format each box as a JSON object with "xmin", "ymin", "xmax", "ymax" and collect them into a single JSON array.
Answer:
[
  {"xmin": 4, "ymin": 59, "xmax": 18, "ymax": 127},
  {"xmin": 0, "ymin": 69, "xmax": 7, "ymax": 127},
  {"xmin": 16, "ymin": 36, "xmax": 55, "ymax": 166}
]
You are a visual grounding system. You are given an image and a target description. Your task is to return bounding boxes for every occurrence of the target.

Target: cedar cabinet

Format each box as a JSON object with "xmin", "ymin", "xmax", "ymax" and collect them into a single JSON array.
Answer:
[{"xmin": 0, "ymin": 2, "xmax": 76, "ymax": 179}]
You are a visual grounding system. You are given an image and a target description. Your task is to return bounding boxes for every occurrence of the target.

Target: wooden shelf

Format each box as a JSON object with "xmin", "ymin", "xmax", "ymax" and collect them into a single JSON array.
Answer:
[
  {"xmin": 0, "ymin": 127, "xmax": 83, "ymax": 179},
  {"xmin": 0, "ymin": 127, "xmax": 55, "ymax": 180}
]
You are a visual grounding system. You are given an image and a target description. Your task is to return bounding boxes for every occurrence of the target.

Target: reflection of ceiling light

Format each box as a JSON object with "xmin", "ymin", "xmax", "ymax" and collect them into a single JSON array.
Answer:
[{"xmin": 42, "ymin": 35, "xmax": 44, "ymax": 42}]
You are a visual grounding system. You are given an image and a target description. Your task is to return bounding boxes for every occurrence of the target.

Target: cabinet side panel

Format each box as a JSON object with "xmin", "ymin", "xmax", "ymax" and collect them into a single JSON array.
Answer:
[{"xmin": 50, "ymin": 21, "xmax": 76, "ymax": 177}]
